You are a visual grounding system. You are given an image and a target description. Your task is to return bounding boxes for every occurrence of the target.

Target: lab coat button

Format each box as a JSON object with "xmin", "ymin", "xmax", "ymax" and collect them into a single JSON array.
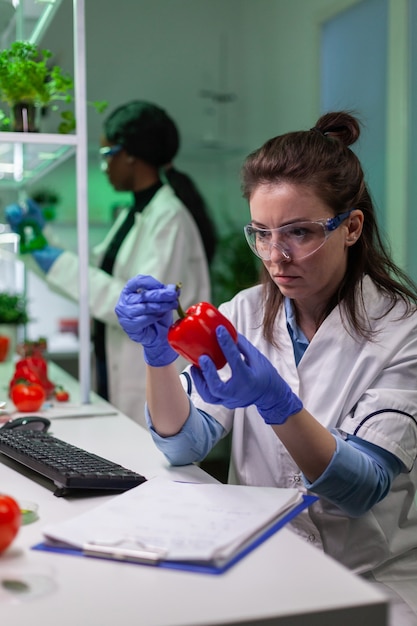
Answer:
[
  {"xmin": 308, "ymin": 534, "xmax": 316, "ymax": 542},
  {"xmin": 293, "ymin": 474, "xmax": 301, "ymax": 483}
]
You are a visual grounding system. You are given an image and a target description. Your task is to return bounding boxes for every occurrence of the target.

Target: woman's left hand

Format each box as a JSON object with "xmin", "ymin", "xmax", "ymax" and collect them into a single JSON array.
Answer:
[{"xmin": 191, "ymin": 326, "xmax": 303, "ymax": 425}]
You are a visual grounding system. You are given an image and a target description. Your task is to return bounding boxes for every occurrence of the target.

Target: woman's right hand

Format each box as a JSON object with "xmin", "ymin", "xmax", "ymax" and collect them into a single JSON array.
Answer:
[
  {"xmin": 115, "ymin": 275, "xmax": 179, "ymax": 367},
  {"xmin": 192, "ymin": 327, "xmax": 303, "ymax": 424}
]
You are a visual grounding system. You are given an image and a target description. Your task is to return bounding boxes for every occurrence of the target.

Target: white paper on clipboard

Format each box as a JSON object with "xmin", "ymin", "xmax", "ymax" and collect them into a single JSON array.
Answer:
[{"xmin": 41, "ymin": 478, "xmax": 307, "ymax": 569}]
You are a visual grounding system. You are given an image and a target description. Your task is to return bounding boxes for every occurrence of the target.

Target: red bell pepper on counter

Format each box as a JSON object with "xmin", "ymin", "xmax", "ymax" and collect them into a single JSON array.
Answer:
[
  {"xmin": 9, "ymin": 355, "xmax": 55, "ymax": 398},
  {"xmin": 168, "ymin": 297, "xmax": 238, "ymax": 370},
  {"xmin": 0, "ymin": 336, "xmax": 10, "ymax": 362}
]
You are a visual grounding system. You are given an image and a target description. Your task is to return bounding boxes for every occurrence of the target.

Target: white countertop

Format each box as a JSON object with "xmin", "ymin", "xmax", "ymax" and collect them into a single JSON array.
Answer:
[{"xmin": 0, "ymin": 362, "xmax": 388, "ymax": 626}]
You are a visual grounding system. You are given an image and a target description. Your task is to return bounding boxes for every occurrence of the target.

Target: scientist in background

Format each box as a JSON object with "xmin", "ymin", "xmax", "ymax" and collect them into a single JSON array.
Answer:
[{"xmin": 6, "ymin": 100, "xmax": 214, "ymax": 426}]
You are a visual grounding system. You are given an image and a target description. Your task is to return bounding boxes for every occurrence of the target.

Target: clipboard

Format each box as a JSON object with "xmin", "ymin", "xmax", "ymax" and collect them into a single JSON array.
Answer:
[{"xmin": 32, "ymin": 493, "xmax": 317, "ymax": 575}]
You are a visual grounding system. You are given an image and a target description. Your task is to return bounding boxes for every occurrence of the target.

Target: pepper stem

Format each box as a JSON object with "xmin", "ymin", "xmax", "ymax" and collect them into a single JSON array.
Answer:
[{"xmin": 175, "ymin": 282, "xmax": 186, "ymax": 319}]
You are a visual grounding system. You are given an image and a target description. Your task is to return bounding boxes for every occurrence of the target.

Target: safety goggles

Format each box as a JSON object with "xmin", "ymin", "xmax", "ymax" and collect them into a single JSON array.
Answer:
[
  {"xmin": 99, "ymin": 145, "xmax": 123, "ymax": 171},
  {"xmin": 244, "ymin": 209, "xmax": 353, "ymax": 262}
]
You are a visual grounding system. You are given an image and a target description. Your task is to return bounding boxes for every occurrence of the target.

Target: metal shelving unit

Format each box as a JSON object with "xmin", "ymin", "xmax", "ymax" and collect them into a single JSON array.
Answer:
[
  {"xmin": 0, "ymin": 133, "xmax": 76, "ymax": 188},
  {"xmin": 0, "ymin": 0, "xmax": 91, "ymax": 403}
]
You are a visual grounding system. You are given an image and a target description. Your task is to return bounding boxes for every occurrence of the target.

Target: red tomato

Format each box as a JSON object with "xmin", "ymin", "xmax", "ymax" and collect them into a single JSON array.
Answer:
[
  {"xmin": 0, "ymin": 494, "xmax": 21, "ymax": 553},
  {"xmin": 10, "ymin": 381, "xmax": 46, "ymax": 412},
  {"xmin": 55, "ymin": 388, "xmax": 70, "ymax": 402}
]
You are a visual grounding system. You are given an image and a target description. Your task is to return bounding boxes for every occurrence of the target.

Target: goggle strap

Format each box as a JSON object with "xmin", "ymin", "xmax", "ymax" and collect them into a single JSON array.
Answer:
[{"xmin": 326, "ymin": 209, "xmax": 353, "ymax": 231}]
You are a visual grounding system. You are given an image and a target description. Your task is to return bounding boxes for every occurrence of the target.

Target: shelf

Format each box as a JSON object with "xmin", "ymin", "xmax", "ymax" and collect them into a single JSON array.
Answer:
[
  {"xmin": 0, "ymin": 0, "xmax": 73, "ymax": 189},
  {"xmin": 0, "ymin": 0, "xmax": 91, "ymax": 404},
  {"xmin": 0, "ymin": 0, "xmax": 63, "ymax": 48},
  {"xmin": 0, "ymin": 131, "xmax": 77, "ymax": 145},
  {"xmin": 0, "ymin": 135, "xmax": 76, "ymax": 189}
]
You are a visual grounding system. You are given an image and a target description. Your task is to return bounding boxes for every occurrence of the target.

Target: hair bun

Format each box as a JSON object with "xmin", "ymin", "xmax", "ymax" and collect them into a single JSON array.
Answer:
[{"xmin": 314, "ymin": 111, "xmax": 360, "ymax": 147}]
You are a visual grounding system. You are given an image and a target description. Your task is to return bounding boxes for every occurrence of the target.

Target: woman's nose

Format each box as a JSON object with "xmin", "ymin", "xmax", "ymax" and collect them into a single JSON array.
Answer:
[{"xmin": 269, "ymin": 242, "xmax": 291, "ymax": 262}]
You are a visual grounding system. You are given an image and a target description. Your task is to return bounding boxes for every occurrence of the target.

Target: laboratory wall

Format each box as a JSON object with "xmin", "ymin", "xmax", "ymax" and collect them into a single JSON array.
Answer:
[
  {"xmin": 2, "ymin": 0, "xmax": 408, "ymax": 344},
  {"xmin": 22, "ymin": 0, "xmax": 367, "ymax": 228},
  {"xmin": 321, "ymin": 0, "xmax": 388, "ymax": 224},
  {"xmin": 409, "ymin": 0, "xmax": 417, "ymax": 279}
]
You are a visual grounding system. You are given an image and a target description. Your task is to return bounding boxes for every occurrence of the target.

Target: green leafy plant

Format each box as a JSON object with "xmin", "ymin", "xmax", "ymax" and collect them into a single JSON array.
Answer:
[
  {"xmin": 0, "ymin": 292, "xmax": 29, "ymax": 325},
  {"xmin": 0, "ymin": 41, "xmax": 107, "ymax": 133},
  {"xmin": 31, "ymin": 187, "xmax": 61, "ymax": 221},
  {"xmin": 210, "ymin": 229, "xmax": 262, "ymax": 307}
]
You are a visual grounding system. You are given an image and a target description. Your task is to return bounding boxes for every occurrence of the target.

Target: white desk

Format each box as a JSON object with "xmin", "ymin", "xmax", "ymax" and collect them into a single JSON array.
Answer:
[{"xmin": 0, "ymin": 362, "xmax": 388, "ymax": 626}]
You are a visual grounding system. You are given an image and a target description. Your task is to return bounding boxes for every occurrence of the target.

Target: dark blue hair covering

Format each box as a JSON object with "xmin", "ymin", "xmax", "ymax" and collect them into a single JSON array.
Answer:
[{"xmin": 104, "ymin": 100, "xmax": 179, "ymax": 167}]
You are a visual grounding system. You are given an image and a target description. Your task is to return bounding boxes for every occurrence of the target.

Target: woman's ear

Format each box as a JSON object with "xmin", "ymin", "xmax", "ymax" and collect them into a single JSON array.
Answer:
[{"xmin": 346, "ymin": 210, "xmax": 364, "ymax": 245}]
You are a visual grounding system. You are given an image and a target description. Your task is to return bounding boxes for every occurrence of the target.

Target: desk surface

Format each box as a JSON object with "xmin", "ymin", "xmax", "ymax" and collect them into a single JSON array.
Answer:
[{"xmin": 0, "ymin": 362, "xmax": 387, "ymax": 626}]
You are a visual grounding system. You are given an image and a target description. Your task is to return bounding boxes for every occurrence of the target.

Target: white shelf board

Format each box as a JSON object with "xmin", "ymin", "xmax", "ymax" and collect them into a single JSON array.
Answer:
[{"xmin": 0, "ymin": 139, "xmax": 76, "ymax": 189}]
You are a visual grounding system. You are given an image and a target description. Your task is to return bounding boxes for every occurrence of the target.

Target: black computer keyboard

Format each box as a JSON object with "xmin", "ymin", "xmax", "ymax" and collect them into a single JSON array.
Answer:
[{"xmin": 0, "ymin": 429, "xmax": 147, "ymax": 497}]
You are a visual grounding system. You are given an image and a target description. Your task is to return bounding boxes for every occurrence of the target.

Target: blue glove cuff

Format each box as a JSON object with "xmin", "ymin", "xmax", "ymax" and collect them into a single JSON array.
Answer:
[
  {"xmin": 32, "ymin": 246, "xmax": 63, "ymax": 274},
  {"xmin": 143, "ymin": 343, "xmax": 179, "ymax": 368},
  {"xmin": 258, "ymin": 391, "xmax": 303, "ymax": 425}
]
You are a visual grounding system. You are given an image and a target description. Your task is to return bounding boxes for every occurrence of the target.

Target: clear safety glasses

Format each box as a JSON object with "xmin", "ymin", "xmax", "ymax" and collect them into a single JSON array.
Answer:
[
  {"xmin": 99, "ymin": 145, "xmax": 123, "ymax": 172},
  {"xmin": 244, "ymin": 209, "xmax": 352, "ymax": 262}
]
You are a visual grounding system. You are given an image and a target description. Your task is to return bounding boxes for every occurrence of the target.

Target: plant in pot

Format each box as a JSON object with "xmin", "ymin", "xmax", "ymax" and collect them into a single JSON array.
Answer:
[
  {"xmin": 31, "ymin": 188, "xmax": 61, "ymax": 222},
  {"xmin": 0, "ymin": 41, "xmax": 107, "ymax": 133},
  {"xmin": 209, "ymin": 228, "xmax": 262, "ymax": 307},
  {"xmin": 0, "ymin": 292, "xmax": 29, "ymax": 362}
]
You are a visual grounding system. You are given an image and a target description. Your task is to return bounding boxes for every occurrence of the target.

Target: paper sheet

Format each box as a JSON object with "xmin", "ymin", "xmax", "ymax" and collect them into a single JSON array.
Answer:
[{"xmin": 42, "ymin": 478, "xmax": 303, "ymax": 565}]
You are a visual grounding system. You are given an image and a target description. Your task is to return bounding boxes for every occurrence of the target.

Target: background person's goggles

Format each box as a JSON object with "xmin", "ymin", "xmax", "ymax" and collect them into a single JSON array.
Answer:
[{"xmin": 99, "ymin": 145, "xmax": 123, "ymax": 171}]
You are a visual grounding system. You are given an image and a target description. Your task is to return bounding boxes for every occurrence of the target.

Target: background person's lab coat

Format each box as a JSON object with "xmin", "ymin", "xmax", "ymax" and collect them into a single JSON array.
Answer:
[{"xmin": 26, "ymin": 184, "xmax": 210, "ymax": 426}]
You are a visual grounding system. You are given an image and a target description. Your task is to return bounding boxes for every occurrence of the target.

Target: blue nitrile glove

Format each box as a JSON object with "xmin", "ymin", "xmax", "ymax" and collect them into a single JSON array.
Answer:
[
  {"xmin": 191, "ymin": 326, "xmax": 303, "ymax": 425},
  {"xmin": 5, "ymin": 198, "xmax": 46, "ymax": 233},
  {"xmin": 32, "ymin": 245, "xmax": 63, "ymax": 273},
  {"xmin": 115, "ymin": 274, "xmax": 179, "ymax": 367}
]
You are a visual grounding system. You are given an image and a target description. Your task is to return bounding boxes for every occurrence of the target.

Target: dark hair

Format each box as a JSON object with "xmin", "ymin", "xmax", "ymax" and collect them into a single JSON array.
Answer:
[
  {"xmin": 104, "ymin": 100, "xmax": 179, "ymax": 166},
  {"xmin": 164, "ymin": 166, "xmax": 217, "ymax": 264},
  {"xmin": 241, "ymin": 110, "xmax": 417, "ymax": 344},
  {"xmin": 104, "ymin": 100, "xmax": 217, "ymax": 264}
]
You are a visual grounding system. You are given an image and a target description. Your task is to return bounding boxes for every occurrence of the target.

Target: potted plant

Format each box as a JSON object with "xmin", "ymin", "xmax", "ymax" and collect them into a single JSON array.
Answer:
[
  {"xmin": 0, "ymin": 41, "xmax": 107, "ymax": 133},
  {"xmin": 209, "ymin": 228, "xmax": 262, "ymax": 307},
  {"xmin": 0, "ymin": 292, "xmax": 29, "ymax": 362},
  {"xmin": 0, "ymin": 292, "xmax": 29, "ymax": 325},
  {"xmin": 31, "ymin": 187, "xmax": 61, "ymax": 222}
]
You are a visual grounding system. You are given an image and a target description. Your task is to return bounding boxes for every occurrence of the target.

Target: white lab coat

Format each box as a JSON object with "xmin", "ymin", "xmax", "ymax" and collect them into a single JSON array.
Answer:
[
  {"xmin": 31, "ymin": 184, "xmax": 210, "ymax": 425},
  {"xmin": 188, "ymin": 276, "xmax": 417, "ymax": 620}
]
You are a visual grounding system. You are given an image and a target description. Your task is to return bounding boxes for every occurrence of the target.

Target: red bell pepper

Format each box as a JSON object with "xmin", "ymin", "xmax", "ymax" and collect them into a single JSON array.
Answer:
[
  {"xmin": 9, "ymin": 356, "xmax": 55, "ymax": 398},
  {"xmin": 0, "ymin": 336, "xmax": 10, "ymax": 362},
  {"xmin": 168, "ymin": 299, "xmax": 238, "ymax": 370}
]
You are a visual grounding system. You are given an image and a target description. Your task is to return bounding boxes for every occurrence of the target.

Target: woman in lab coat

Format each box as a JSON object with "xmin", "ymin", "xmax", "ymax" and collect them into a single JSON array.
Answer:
[
  {"xmin": 7, "ymin": 101, "xmax": 213, "ymax": 426},
  {"xmin": 115, "ymin": 111, "xmax": 417, "ymax": 625}
]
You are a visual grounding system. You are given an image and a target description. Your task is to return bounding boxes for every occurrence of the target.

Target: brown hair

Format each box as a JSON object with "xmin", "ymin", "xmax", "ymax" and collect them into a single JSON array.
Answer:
[{"xmin": 241, "ymin": 111, "xmax": 417, "ymax": 344}]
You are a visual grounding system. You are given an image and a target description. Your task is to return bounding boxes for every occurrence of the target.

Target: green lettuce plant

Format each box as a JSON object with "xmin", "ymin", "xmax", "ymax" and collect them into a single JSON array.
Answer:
[
  {"xmin": 0, "ymin": 41, "xmax": 107, "ymax": 133},
  {"xmin": 0, "ymin": 292, "xmax": 29, "ymax": 325}
]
